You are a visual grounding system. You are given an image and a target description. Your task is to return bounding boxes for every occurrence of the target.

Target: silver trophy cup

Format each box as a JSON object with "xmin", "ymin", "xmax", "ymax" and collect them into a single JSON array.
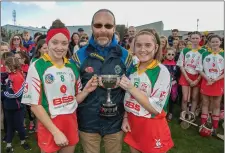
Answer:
[{"xmin": 99, "ymin": 75, "xmax": 120, "ymax": 117}]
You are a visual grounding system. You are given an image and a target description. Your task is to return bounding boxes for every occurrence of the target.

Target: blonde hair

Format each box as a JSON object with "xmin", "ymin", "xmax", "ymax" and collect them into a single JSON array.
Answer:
[
  {"xmin": 134, "ymin": 29, "xmax": 162, "ymax": 61},
  {"xmin": 160, "ymin": 36, "xmax": 169, "ymax": 50},
  {"xmin": 80, "ymin": 33, "xmax": 89, "ymax": 40},
  {"xmin": 166, "ymin": 47, "xmax": 176, "ymax": 54}
]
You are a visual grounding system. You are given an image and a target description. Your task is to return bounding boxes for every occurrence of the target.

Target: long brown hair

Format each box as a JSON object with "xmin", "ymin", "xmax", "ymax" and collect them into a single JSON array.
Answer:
[
  {"xmin": 134, "ymin": 29, "xmax": 162, "ymax": 61},
  {"xmin": 9, "ymin": 34, "xmax": 24, "ymax": 49},
  {"xmin": 33, "ymin": 39, "xmax": 46, "ymax": 59},
  {"xmin": 1, "ymin": 52, "xmax": 14, "ymax": 61},
  {"xmin": 4, "ymin": 57, "xmax": 21, "ymax": 72},
  {"xmin": 15, "ymin": 51, "xmax": 30, "ymax": 65}
]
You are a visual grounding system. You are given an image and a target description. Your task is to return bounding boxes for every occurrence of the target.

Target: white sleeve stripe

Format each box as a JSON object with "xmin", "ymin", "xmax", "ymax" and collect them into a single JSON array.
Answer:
[{"xmin": 4, "ymin": 82, "xmax": 25, "ymax": 98}]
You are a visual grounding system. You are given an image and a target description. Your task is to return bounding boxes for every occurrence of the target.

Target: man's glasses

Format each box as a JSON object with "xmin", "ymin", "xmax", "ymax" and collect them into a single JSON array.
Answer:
[
  {"xmin": 93, "ymin": 23, "xmax": 114, "ymax": 29},
  {"xmin": 167, "ymin": 53, "xmax": 175, "ymax": 56}
]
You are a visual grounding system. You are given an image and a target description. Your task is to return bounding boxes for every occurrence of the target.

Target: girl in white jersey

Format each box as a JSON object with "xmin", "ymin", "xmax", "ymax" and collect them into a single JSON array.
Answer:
[
  {"xmin": 22, "ymin": 20, "xmax": 98, "ymax": 153},
  {"xmin": 119, "ymin": 29, "xmax": 174, "ymax": 153},
  {"xmin": 196, "ymin": 35, "xmax": 224, "ymax": 136},
  {"xmin": 177, "ymin": 31, "xmax": 205, "ymax": 120}
]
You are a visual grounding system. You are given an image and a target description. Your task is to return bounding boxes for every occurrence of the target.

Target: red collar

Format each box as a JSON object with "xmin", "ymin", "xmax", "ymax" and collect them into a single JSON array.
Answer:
[{"xmin": 162, "ymin": 59, "xmax": 176, "ymax": 65}]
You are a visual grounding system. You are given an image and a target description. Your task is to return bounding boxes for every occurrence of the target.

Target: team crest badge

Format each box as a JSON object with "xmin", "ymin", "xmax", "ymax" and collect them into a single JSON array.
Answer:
[
  {"xmin": 45, "ymin": 74, "xmax": 54, "ymax": 84},
  {"xmin": 206, "ymin": 58, "xmax": 210, "ymax": 62},
  {"xmin": 114, "ymin": 65, "xmax": 122, "ymax": 74}
]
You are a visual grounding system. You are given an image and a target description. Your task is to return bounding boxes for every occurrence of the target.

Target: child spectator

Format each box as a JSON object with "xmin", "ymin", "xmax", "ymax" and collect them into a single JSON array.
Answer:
[
  {"xmin": 22, "ymin": 31, "xmax": 35, "ymax": 55},
  {"xmin": 1, "ymin": 57, "xmax": 31, "ymax": 152},
  {"xmin": 1, "ymin": 43, "xmax": 14, "ymax": 143},
  {"xmin": 175, "ymin": 40, "xmax": 186, "ymax": 62},
  {"xmin": 14, "ymin": 51, "xmax": 30, "ymax": 78},
  {"xmin": 14, "ymin": 51, "xmax": 35, "ymax": 133},
  {"xmin": 163, "ymin": 47, "xmax": 180, "ymax": 121}
]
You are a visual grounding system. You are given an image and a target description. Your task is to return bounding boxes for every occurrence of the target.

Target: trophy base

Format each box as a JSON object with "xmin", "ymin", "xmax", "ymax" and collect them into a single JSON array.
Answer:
[{"xmin": 100, "ymin": 103, "xmax": 118, "ymax": 117}]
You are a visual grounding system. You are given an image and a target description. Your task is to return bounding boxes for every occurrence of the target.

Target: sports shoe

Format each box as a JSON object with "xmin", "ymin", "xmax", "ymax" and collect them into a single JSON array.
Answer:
[
  {"xmin": 6, "ymin": 146, "xmax": 14, "ymax": 153},
  {"xmin": 21, "ymin": 142, "xmax": 31, "ymax": 150}
]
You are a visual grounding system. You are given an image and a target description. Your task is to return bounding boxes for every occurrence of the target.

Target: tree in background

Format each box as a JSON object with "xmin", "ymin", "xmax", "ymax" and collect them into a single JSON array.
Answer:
[
  {"xmin": 116, "ymin": 25, "xmax": 126, "ymax": 41},
  {"xmin": 1, "ymin": 27, "xmax": 22, "ymax": 42}
]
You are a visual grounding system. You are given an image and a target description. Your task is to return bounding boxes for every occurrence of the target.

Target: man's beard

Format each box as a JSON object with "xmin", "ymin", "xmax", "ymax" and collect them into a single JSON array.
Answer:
[{"xmin": 96, "ymin": 38, "xmax": 110, "ymax": 46}]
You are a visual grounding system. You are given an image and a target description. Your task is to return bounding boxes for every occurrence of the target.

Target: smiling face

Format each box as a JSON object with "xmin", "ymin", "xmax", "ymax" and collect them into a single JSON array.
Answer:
[
  {"xmin": 47, "ymin": 33, "xmax": 69, "ymax": 61},
  {"xmin": 92, "ymin": 11, "xmax": 115, "ymax": 46},
  {"xmin": 173, "ymin": 40, "xmax": 179, "ymax": 48},
  {"xmin": 128, "ymin": 26, "xmax": 136, "ymax": 37},
  {"xmin": 39, "ymin": 43, "xmax": 48, "ymax": 54},
  {"xmin": 190, "ymin": 34, "xmax": 201, "ymax": 46},
  {"xmin": 23, "ymin": 33, "xmax": 30, "ymax": 41},
  {"xmin": 160, "ymin": 38, "xmax": 166, "ymax": 48},
  {"xmin": 210, "ymin": 37, "xmax": 221, "ymax": 50},
  {"xmin": 12, "ymin": 36, "xmax": 21, "ymax": 46},
  {"xmin": 165, "ymin": 49, "xmax": 175, "ymax": 60},
  {"xmin": 134, "ymin": 34, "xmax": 158, "ymax": 63},
  {"xmin": 72, "ymin": 33, "xmax": 80, "ymax": 44},
  {"xmin": 178, "ymin": 43, "xmax": 185, "ymax": 51},
  {"xmin": 0, "ymin": 45, "xmax": 10, "ymax": 55},
  {"xmin": 15, "ymin": 53, "xmax": 24, "ymax": 65}
]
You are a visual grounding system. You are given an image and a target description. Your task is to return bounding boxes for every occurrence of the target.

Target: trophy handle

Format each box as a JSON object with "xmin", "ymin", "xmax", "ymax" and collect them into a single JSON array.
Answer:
[{"xmin": 106, "ymin": 88, "xmax": 112, "ymax": 103}]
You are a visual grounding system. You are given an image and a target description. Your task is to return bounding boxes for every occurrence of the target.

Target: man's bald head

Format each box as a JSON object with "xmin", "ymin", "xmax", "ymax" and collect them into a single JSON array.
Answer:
[{"xmin": 91, "ymin": 9, "xmax": 116, "ymax": 25}]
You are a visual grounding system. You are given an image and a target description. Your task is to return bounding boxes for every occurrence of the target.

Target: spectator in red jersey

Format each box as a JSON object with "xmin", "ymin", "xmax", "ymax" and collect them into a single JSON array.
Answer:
[
  {"xmin": 14, "ymin": 51, "xmax": 30, "ymax": 78},
  {"xmin": 1, "ymin": 43, "xmax": 14, "ymax": 143},
  {"xmin": 14, "ymin": 51, "xmax": 35, "ymax": 133},
  {"xmin": 1, "ymin": 57, "xmax": 31, "ymax": 152},
  {"xmin": 9, "ymin": 34, "xmax": 27, "ymax": 54}
]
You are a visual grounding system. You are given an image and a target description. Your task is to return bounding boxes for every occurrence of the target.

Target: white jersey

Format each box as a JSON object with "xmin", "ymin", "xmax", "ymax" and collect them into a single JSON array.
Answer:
[
  {"xmin": 177, "ymin": 47, "xmax": 205, "ymax": 75},
  {"xmin": 22, "ymin": 54, "xmax": 81, "ymax": 118},
  {"xmin": 196, "ymin": 50, "xmax": 224, "ymax": 79},
  {"xmin": 124, "ymin": 60, "xmax": 171, "ymax": 118}
]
